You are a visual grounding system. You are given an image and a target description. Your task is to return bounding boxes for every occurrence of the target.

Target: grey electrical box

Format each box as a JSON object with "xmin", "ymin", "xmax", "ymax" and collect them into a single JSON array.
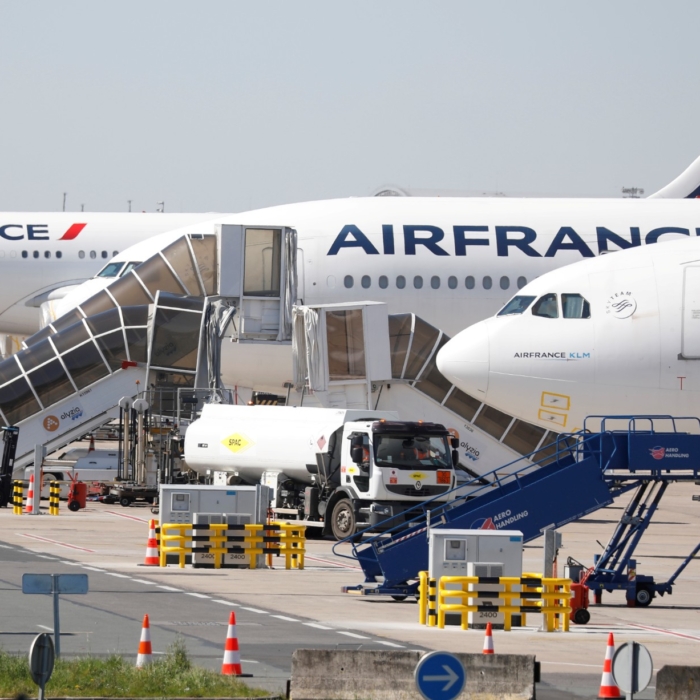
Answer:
[{"xmin": 159, "ymin": 484, "xmax": 270, "ymax": 525}]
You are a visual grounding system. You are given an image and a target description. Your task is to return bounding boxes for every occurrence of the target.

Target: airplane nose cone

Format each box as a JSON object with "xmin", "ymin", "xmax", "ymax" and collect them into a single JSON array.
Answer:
[{"xmin": 437, "ymin": 321, "xmax": 490, "ymax": 397}]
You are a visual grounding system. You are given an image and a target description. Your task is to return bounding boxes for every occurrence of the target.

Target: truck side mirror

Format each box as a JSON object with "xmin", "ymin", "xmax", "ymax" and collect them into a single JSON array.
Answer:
[
  {"xmin": 452, "ymin": 449, "xmax": 459, "ymax": 467},
  {"xmin": 350, "ymin": 435, "xmax": 363, "ymax": 450},
  {"xmin": 450, "ymin": 437, "xmax": 459, "ymax": 449},
  {"xmin": 351, "ymin": 446, "xmax": 364, "ymax": 464}
]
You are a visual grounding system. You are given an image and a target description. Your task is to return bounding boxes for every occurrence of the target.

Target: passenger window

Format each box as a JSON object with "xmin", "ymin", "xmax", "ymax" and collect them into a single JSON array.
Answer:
[
  {"xmin": 33, "ymin": 251, "xmax": 39, "ymax": 259},
  {"xmin": 532, "ymin": 293, "xmax": 559, "ymax": 318},
  {"xmin": 22, "ymin": 251, "xmax": 27, "ymax": 259},
  {"xmin": 379, "ymin": 275, "xmax": 388, "ymax": 289},
  {"xmin": 44, "ymin": 251, "xmax": 51, "ymax": 259},
  {"xmin": 430, "ymin": 276, "xmax": 440, "ymax": 289},
  {"xmin": 101, "ymin": 251, "xmax": 108, "ymax": 259},
  {"xmin": 448, "ymin": 276, "xmax": 457, "ymax": 289},
  {"xmin": 465, "ymin": 276, "xmax": 475, "ymax": 290},
  {"xmin": 79, "ymin": 251, "xmax": 85, "ymax": 259},
  {"xmin": 517, "ymin": 276, "xmax": 527, "ymax": 289},
  {"xmin": 344, "ymin": 275, "xmax": 354, "ymax": 289},
  {"xmin": 500, "ymin": 276, "xmax": 509, "ymax": 290},
  {"xmin": 414, "ymin": 276, "xmax": 423, "ymax": 289},
  {"xmin": 562, "ymin": 293, "xmax": 591, "ymax": 319},
  {"xmin": 396, "ymin": 275, "xmax": 406, "ymax": 289},
  {"xmin": 361, "ymin": 275, "xmax": 371, "ymax": 289},
  {"xmin": 56, "ymin": 251, "xmax": 62, "ymax": 259},
  {"xmin": 113, "ymin": 250, "xmax": 119, "ymax": 256},
  {"xmin": 90, "ymin": 251, "xmax": 96, "ymax": 259},
  {"xmin": 483, "ymin": 276, "xmax": 492, "ymax": 290},
  {"xmin": 497, "ymin": 295, "xmax": 536, "ymax": 316}
]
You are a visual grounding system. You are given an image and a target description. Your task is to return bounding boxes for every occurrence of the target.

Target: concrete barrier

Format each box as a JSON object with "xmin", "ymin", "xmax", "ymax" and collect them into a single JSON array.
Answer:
[
  {"xmin": 656, "ymin": 665, "xmax": 700, "ymax": 700},
  {"xmin": 290, "ymin": 649, "xmax": 537, "ymax": 700}
]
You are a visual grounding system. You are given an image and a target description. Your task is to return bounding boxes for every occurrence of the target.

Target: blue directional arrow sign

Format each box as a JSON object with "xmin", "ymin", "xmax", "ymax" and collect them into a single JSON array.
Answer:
[{"xmin": 415, "ymin": 651, "xmax": 465, "ymax": 700}]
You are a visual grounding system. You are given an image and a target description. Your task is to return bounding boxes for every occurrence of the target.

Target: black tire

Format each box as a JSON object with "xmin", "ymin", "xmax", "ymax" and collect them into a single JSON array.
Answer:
[
  {"xmin": 331, "ymin": 499, "xmax": 356, "ymax": 540},
  {"xmin": 120, "ymin": 497, "xmax": 132, "ymax": 508},
  {"xmin": 68, "ymin": 500, "xmax": 80, "ymax": 512},
  {"xmin": 573, "ymin": 608, "xmax": 591, "ymax": 625},
  {"xmin": 635, "ymin": 584, "xmax": 655, "ymax": 607},
  {"xmin": 391, "ymin": 595, "xmax": 408, "ymax": 602}
]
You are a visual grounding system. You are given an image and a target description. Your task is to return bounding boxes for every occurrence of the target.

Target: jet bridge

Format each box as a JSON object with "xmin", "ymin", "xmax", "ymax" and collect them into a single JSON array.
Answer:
[{"xmin": 4, "ymin": 226, "xmax": 298, "ymax": 474}]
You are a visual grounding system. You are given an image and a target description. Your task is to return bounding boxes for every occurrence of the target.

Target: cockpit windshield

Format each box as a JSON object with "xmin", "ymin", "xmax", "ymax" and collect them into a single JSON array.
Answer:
[
  {"xmin": 497, "ymin": 295, "xmax": 536, "ymax": 316},
  {"xmin": 374, "ymin": 434, "xmax": 450, "ymax": 470},
  {"xmin": 121, "ymin": 262, "xmax": 141, "ymax": 276},
  {"xmin": 97, "ymin": 262, "xmax": 125, "ymax": 278}
]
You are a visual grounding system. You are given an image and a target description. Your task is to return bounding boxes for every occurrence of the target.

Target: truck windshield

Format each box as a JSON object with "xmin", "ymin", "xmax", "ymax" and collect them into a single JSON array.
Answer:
[{"xmin": 374, "ymin": 435, "xmax": 450, "ymax": 470}]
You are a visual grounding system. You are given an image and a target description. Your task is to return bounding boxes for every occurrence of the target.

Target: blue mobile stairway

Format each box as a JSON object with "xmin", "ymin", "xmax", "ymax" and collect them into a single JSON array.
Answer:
[{"xmin": 337, "ymin": 416, "xmax": 700, "ymax": 603}]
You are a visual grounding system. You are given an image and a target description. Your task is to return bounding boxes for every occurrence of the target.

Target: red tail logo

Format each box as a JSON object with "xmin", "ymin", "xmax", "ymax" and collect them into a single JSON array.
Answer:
[{"xmin": 59, "ymin": 223, "xmax": 87, "ymax": 240}]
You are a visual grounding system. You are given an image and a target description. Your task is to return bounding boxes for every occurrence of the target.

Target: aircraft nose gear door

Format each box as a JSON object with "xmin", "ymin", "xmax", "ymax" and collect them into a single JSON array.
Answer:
[{"xmin": 217, "ymin": 224, "xmax": 298, "ymax": 343}]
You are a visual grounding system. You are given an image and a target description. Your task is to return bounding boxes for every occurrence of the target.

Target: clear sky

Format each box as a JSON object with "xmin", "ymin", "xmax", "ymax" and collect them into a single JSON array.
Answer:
[{"xmin": 1, "ymin": 1, "xmax": 699, "ymax": 212}]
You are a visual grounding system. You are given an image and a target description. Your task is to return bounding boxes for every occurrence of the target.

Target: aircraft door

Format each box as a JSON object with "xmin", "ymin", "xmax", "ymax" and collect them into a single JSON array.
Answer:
[{"xmin": 681, "ymin": 266, "xmax": 700, "ymax": 358}]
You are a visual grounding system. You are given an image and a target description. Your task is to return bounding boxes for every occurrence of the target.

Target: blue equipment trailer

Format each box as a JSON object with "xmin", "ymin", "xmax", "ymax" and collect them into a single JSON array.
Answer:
[{"xmin": 337, "ymin": 416, "xmax": 700, "ymax": 608}]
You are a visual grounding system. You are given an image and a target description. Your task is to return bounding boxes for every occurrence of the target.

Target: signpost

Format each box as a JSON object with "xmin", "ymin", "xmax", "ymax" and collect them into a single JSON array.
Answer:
[
  {"xmin": 414, "ymin": 651, "xmax": 465, "ymax": 700},
  {"xmin": 28, "ymin": 632, "xmax": 55, "ymax": 700},
  {"xmin": 612, "ymin": 641, "xmax": 654, "ymax": 700},
  {"xmin": 22, "ymin": 573, "xmax": 88, "ymax": 658}
]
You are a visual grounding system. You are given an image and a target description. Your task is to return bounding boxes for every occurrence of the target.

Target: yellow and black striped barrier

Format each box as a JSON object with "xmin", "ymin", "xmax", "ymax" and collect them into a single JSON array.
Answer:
[
  {"xmin": 158, "ymin": 521, "xmax": 306, "ymax": 570},
  {"xmin": 418, "ymin": 572, "xmax": 572, "ymax": 632},
  {"xmin": 49, "ymin": 481, "xmax": 60, "ymax": 515},
  {"xmin": 12, "ymin": 480, "xmax": 23, "ymax": 515}
]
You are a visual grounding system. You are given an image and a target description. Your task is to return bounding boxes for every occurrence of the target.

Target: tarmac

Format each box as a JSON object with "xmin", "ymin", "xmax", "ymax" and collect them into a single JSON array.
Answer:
[{"xmin": 1, "ymin": 480, "xmax": 699, "ymax": 698}]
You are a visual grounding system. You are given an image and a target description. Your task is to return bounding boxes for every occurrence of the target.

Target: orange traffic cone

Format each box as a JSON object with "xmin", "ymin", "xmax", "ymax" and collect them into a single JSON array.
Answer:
[
  {"xmin": 144, "ymin": 519, "xmax": 159, "ymax": 566},
  {"xmin": 25, "ymin": 474, "xmax": 35, "ymax": 514},
  {"xmin": 598, "ymin": 632, "xmax": 621, "ymax": 698},
  {"xmin": 221, "ymin": 611, "xmax": 243, "ymax": 675},
  {"xmin": 88, "ymin": 434, "xmax": 95, "ymax": 453},
  {"xmin": 136, "ymin": 614, "xmax": 153, "ymax": 667},
  {"xmin": 482, "ymin": 622, "xmax": 495, "ymax": 654}
]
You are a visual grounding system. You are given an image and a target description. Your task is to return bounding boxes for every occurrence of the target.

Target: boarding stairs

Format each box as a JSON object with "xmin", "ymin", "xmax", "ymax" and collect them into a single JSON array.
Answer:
[{"xmin": 338, "ymin": 416, "xmax": 700, "ymax": 597}]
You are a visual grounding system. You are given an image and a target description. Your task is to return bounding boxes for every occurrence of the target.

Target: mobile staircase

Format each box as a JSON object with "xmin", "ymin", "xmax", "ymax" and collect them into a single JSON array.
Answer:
[{"xmin": 338, "ymin": 415, "xmax": 700, "ymax": 606}]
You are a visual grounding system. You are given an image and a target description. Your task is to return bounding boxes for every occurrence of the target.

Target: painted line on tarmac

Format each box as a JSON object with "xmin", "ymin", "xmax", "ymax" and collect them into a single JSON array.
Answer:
[
  {"xmin": 105, "ymin": 510, "xmax": 150, "ymax": 523},
  {"xmin": 304, "ymin": 554, "xmax": 362, "ymax": 570},
  {"xmin": 629, "ymin": 622, "xmax": 700, "ymax": 642},
  {"xmin": 105, "ymin": 572, "xmax": 131, "ymax": 579},
  {"xmin": 337, "ymin": 631, "xmax": 369, "ymax": 639},
  {"xmin": 82, "ymin": 566, "xmax": 106, "ymax": 572},
  {"xmin": 212, "ymin": 599, "xmax": 238, "ymax": 606},
  {"xmin": 131, "ymin": 578, "xmax": 157, "ymax": 585},
  {"xmin": 240, "ymin": 607, "xmax": 267, "ymax": 613},
  {"xmin": 19, "ymin": 533, "xmax": 95, "ymax": 553},
  {"xmin": 304, "ymin": 622, "xmax": 332, "ymax": 630},
  {"xmin": 272, "ymin": 615, "xmax": 300, "ymax": 622},
  {"xmin": 184, "ymin": 592, "xmax": 210, "ymax": 599},
  {"xmin": 157, "ymin": 585, "xmax": 182, "ymax": 592},
  {"xmin": 0, "ymin": 544, "xmax": 14, "ymax": 549},
  {"xmin": 377, "ymin": 641, "xmax": 405, "ymax": 648}
]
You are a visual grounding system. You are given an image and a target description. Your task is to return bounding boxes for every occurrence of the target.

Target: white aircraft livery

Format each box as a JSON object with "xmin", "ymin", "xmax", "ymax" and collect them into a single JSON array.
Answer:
[
  {"xmin": 437, "ymin": 235, "xmax": 700, "ymax": 432},
  {"xmin": 53, "ymin": 196, "xmax": 700, "ymax": 338},
  {"xmin": 0, "ymin": 212, "xmax": 225, "ymax": 336}
]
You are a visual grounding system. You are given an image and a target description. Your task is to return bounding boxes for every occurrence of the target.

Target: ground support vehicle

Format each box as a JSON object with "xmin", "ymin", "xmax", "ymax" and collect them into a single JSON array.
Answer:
[
  {"xmin": 108, "ymin": 483, "xmax": 158, "ymax": 507},
  {"xmin": 184, "ymin": 405, "xmax": 458, "ymax": 539}
]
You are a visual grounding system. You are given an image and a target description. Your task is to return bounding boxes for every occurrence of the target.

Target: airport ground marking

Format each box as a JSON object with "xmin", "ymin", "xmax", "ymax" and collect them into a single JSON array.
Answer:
[
  {"xmin": 272, "ymin": 615, "xmax": 300, "ymax": 622},
  {"xmin": 304, "ymin": 554, "xmax": 362, "ymax": 570},
  {"xmin": 130, "ymin": 578, "xmax": 157, "ymax": 585},
  {"xmin": 82, "ymin": 566, "xmax": 105, "ymax": 572},
  {"xmin": 0, "ymin": 544, "xmax": 14, "ymax": 549},
  {"xmin": 157, "ymin": 585, "xmax": 182, "ymax": 591},
  {"xmin": 105, "ymin": 572, "xmax": 131, "ymax": 579},
  {"xmin": 629, "ymin": 622, "xmax": 700, "ymax": 642},
  {"xmin": 377, "ymin": 641, "xmax": 405, "ymax": 648},
  {"xmin": 304, "ymin": 622, "xmax": 332, "ymax": 630},
  {"xmin": 19, "ymin": 533, "xmax": 95, "ymax": 552},
  {"xmin": 184, "ymin": 592, "xmax": 210, "ymax": 599},
  {"xmin": 104, "ymin": 510, "xmax": 150, "ymax": 523},
  {"xmin": 212, "ymin": 599, "xmax": 238, "ymax": 606},
  {"xmin": 241, "ymin": 606, "xmax": 267, "ymax": 613},
  {"xmin": 337, "ymin": 631, "xmax": 369, "ymax": 639}
]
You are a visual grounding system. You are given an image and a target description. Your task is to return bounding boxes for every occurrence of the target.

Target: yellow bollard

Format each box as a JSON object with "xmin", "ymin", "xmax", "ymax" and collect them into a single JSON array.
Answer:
[
  {"xmin": 12, "ymin": 480, "xmax": 23, "ymax": 515},
  {"xmin": 49, "ymin": 481, "xmax": 60, "ymax": 516}
]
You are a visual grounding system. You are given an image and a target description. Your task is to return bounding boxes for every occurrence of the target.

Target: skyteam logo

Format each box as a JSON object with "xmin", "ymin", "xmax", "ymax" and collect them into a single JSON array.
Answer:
[{"xmin": 606, "ymin": 291, "xmax": 637, "ymax": 319}]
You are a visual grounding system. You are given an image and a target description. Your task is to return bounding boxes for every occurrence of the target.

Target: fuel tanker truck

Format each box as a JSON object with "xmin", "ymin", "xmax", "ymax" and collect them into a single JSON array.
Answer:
[{"xmin": 184, "ymin": 405, "xmax": 458, "ymax": 539}]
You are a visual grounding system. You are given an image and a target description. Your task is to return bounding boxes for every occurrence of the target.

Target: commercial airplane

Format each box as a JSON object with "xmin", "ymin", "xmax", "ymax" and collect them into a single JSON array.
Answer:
[
  {"xmin": 436, "ymin": 234, "xmax": 700, "ymax": 433},
  {"xmin": 53, "ymin": 194, "xmax": 700, "ymax": 339},
  {"xmin": 5, "ymin": 151, "xmax": 700, "ymax": 340},
  {"xmin": 0, "ymin": 212, "xmax": 226, "ymax": 339}
]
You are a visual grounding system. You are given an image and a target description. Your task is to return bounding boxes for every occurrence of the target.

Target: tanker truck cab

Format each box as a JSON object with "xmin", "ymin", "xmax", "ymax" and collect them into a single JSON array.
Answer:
[
  {"xmin": 334, "ymin": 420, "xmax": 455, "ymax": 539},
  {"xmin": 183, "ymin": 405, "xmax": 458, "ymax": 540}
]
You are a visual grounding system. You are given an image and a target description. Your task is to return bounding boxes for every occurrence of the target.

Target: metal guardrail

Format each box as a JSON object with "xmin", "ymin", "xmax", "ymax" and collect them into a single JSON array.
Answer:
[
  {"xmin": 418, "ymin": 571, "xmax": 573, "ymax": 632},
  {"xmin": 158, "ymin": 521, "xmax": 306, "ymax": 570}
]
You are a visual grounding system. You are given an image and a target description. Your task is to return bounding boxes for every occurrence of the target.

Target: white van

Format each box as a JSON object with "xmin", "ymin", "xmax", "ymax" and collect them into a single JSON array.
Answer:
[{"xmin": 29, "ymin": 449, "xmax": 119, "ymax": 499}]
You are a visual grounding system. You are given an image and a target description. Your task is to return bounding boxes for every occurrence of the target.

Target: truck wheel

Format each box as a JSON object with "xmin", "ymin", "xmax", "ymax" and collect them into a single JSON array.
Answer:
[
  {"xmin": 120, "ymin": 497, "xmax": 132, "ymax": 508},
  {"xmin": 331, "ymin": 499, "xmax": 356, "ymax": 540},
  {"xmin": 573, "ymin": 608, "xmax": 590, "ymax": 625},
  {"xmin": 635, "ymin": 584, "xmax": 654, "ymax": 607}
]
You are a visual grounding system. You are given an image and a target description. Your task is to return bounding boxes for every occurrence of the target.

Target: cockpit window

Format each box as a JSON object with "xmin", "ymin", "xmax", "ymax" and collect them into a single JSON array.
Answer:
[
  {"xmin": 497, "ymin": 295, "xmax": 536, "ymax": 316},
  {"xmin": 531, "ymin": 293, "xmax": 559, "ymax": 318},
  {"xmin": 97, "ymin": 262, "xmax": 125, "ymax": 278},
  {"xmin": 120, "ymin": 262, "xmax": 141, "ymax": 276},
  {"xmin": 562, "ymin": 293, "xmax": 591, "ymax": 319}
]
